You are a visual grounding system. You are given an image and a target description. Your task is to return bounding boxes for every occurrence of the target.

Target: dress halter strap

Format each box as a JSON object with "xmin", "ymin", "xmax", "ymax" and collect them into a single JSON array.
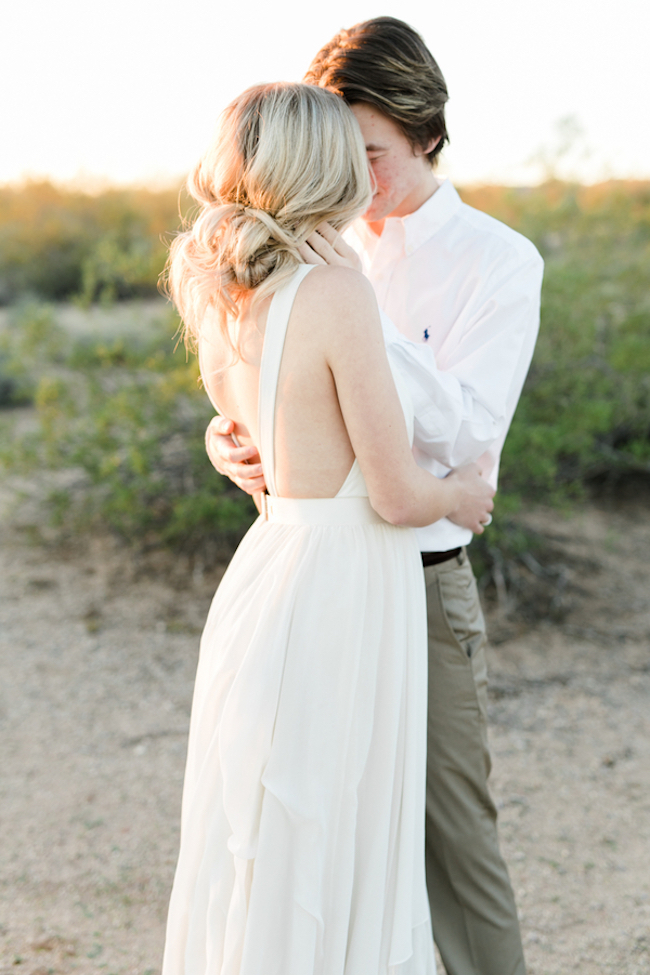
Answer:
[{"xmin": 258, "ymin": 264, "xmax": 315, "ymax": 498}]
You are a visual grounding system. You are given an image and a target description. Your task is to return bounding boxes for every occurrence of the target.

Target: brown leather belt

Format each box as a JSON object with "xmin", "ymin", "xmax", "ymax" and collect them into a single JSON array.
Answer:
[{"xmin": 421, "ymin": 547, "xmax": 462, "ymax": 568}]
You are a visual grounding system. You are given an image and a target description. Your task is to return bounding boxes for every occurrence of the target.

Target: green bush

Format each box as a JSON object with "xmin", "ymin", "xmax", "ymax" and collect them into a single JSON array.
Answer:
[
  {"xmin": 0, "ymin": 300, "xmax": 67, "ymax": 406},
  {"xmin": 0, "ymin": 300, "xmax": 255, "ymax": 550},
  {"xmin": 0, "ymin": 181, "xmax": 186, "ymax": 304}
]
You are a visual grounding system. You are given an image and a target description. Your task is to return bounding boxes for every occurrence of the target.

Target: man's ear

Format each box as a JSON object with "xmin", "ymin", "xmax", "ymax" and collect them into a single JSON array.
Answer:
[{"xmin": 421, "ymin": 135, "xmax": 442, "ymax": 156}]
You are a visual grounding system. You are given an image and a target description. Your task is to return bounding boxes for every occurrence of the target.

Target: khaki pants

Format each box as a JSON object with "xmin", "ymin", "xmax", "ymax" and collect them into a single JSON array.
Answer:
[{"xmin": 423, "ymin": 549, "xmax": 526, "ymax": 975}]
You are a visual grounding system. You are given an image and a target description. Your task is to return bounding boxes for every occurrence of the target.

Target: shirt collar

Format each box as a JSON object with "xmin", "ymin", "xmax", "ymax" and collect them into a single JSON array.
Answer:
[{"xmin": 354, "ymin": 178, "xmax": 463, "ymax": 259}]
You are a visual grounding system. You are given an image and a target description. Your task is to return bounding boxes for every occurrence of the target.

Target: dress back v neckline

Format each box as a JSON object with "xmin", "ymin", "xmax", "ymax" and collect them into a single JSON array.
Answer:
[{"xmin": 257, "ymin": 264, "xmax": 315, "ymax": 498}]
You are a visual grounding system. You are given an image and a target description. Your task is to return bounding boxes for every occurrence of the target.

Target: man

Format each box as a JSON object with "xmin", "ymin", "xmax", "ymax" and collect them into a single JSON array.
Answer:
[{"xmin": 207, "ymin": 18, "xmax": 543, "ymax": 975}]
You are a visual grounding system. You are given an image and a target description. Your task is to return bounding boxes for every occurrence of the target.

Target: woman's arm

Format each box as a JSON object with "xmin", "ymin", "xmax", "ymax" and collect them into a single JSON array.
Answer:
[{"xmin": 312, "ymin": 266, "xmax": 494, "ymax": 528}]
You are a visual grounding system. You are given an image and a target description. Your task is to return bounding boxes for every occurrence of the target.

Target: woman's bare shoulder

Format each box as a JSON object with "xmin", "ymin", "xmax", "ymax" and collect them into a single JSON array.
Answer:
[
  {"xmin": 294, "ymin": 265, "xmax": 379, "ymax": 333},
  {"xmin": 300, "ymin": 263, "xmax": 375, "ymax": 299}
]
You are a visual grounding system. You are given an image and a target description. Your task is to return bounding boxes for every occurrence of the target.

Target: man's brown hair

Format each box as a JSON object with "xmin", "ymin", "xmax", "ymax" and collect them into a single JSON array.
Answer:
[{"xmin": 304, "ymin": 16, "xmax": 449, "ymax": 166}]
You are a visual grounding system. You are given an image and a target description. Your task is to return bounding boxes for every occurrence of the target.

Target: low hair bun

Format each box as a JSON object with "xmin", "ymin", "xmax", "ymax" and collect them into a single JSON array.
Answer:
[{"xmin": 225, "ymin": 206, "xmax": 302, "ymax": 291}]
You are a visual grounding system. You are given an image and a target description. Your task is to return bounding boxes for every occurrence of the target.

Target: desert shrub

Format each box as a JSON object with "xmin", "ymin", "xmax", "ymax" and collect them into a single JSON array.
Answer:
[
  {"xmin": 0, "ymin": 181, "xmax": 186, "ymax": 304},
  {"xmin": 0, "ymin": 300, "xmax": 67, "ymax": 406},
  {"xmin": 0, "ymin": 300, "xmax": 255, "ymax": 551}
]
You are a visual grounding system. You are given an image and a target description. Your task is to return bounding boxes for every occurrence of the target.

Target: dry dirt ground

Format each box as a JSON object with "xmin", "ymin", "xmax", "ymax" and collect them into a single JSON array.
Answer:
[{"xmin": 1, "ymin": 487, "xmax": 649, "ymax": 975}]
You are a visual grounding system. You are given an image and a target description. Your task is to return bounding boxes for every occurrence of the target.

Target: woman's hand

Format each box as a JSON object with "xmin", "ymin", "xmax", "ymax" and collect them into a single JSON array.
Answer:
[
  {"xmin": 205, "ymin": 416, "xmax": 266, "ymax": 495},
  {"xmin": 298, "ymin": 222, "xmax": 362, "ymax": 272},
  {"xmin": 446, "ymin": 463, "xmax": 495, "ymax": 534}
]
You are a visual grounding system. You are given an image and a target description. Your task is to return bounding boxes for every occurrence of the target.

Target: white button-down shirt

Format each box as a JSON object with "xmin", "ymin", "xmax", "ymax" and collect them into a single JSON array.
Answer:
[{"xmin": 348, "ymin": 179, "xmax": 544, "ymax": 552}]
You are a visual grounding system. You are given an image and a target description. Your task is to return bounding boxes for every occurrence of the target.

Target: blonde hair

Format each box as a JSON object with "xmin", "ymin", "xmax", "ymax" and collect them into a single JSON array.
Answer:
[{"xmin": 166, "ymin": 82, "xmax": 372, "ymax": 348}]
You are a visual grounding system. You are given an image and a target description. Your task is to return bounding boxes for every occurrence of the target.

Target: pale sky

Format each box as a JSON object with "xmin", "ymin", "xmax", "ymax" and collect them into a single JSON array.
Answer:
[{"xmin": 3, "ymin": 0, "xmax": 649, "ymax": 188}]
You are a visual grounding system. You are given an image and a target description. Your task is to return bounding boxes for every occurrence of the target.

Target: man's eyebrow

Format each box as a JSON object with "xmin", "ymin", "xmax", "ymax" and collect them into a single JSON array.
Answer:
[{"xmin": 365, "ymin": 142, "xmax": 387, "ymax": 152}]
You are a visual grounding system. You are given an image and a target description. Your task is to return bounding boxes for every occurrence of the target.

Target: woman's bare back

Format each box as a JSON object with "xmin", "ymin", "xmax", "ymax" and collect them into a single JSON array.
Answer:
[{"xmin": 199, "ymin": 267, "xmax": 357, "ymax": 499}]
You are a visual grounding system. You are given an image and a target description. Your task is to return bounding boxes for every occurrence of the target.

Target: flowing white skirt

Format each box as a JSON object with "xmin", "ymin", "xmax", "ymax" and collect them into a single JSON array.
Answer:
[{"xmin": 162, "ymin": 510, "xmax": 436, "ymax": 975}]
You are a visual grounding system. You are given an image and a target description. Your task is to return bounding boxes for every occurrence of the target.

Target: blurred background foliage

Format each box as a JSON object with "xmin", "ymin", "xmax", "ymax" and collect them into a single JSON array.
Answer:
[
  {"xmin": 0, "ymin": 180, "xmax": 191, "ymax": 306},
  {"xmin": 1, "ymin": 178, "xmax": 649, "ymax": 585}
]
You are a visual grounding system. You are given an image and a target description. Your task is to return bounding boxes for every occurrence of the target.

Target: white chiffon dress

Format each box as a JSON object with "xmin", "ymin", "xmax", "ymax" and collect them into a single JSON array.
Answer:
[{"xmin": 162, "ymin": 264, "xmax": 436, "ymax": 975}]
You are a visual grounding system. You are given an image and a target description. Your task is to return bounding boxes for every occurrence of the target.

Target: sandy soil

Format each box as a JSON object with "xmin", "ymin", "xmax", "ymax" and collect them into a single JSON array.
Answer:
[{"xmin": 1, "ymin": 488, "xmax": 649, "ymax": 975}]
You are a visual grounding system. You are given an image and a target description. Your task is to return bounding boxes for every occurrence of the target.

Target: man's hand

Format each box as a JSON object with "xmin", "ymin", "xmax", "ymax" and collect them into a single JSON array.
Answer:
[
  {"xmin": 298, "ymin": 222, "xmax": 362, "ymax": 272},
  {"xmin": 447, "ymin": 463, "xmax": 496, "ymax": 535},
  {"xmin": 205, "ymin": 416, "xmax": 266, "ymax": 496}
]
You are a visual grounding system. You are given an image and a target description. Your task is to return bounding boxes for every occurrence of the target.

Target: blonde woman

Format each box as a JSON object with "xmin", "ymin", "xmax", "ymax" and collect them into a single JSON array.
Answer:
[{"xmin": 162, "ymin": 82, "xmax": 493, "ymax": 975}]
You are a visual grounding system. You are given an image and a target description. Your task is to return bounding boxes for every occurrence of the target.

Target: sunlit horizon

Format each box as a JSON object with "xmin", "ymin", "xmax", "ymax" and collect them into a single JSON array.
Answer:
[{"xmin": 4, "ymin": 0, "xmax": 649, "ymax": 190}]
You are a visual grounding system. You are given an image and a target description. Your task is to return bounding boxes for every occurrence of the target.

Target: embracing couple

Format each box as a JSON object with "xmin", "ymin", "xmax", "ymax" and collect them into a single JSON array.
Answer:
[{"xmin": 161, "ymin": 17, "xmax": 543, "ymax": 975}]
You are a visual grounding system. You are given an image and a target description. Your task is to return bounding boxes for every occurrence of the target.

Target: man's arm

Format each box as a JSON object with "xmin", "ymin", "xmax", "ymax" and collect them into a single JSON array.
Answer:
[
  {"xmin": 204, "ymin": 417, "xmax": 267, "ymax": 493},
  {"xmin": 383, "ymin": 247, "xmax": 544, "ymax": 473}
]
